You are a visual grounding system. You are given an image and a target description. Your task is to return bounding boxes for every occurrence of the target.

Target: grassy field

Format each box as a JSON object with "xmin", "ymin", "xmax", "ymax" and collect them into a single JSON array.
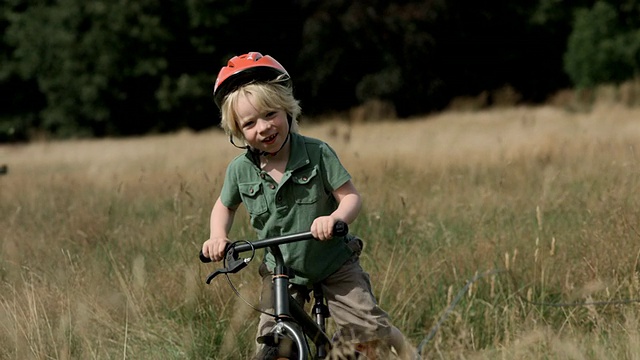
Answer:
[{"xmin": 1, "ymin": 103, "xmax": 640, "ymax": 359}]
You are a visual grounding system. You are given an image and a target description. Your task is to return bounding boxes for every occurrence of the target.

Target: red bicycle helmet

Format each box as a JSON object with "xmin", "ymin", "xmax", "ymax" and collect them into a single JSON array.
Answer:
[{"xmin": 213, "ymin": 52, "xmax": 290, "ymax": 108}]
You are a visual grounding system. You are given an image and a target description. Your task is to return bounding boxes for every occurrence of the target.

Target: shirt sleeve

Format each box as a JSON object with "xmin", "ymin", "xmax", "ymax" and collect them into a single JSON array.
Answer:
[
  {"xmin": 319, "ymin": 142, "xmax": 351, "ymax": 192},
  {"xmin": 219, "ymin": 159, "xmax": 242, "ymax": 208}
]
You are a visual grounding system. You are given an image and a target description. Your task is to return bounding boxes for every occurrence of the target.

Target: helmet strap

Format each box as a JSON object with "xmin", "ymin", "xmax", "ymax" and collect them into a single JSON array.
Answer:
[{"xmin": 229, "ymin": 135, "xmax": 250, "ymax": 150}]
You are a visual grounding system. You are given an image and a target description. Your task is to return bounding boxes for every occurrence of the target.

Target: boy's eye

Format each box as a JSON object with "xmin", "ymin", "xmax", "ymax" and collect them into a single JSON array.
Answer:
[
  {"xmin": 265, "ymin": 111, "xmax": 277, "ymax": 118},
  {"xmin": 242, "ymin": 120, "xmax": 254, "ymax": 128}
]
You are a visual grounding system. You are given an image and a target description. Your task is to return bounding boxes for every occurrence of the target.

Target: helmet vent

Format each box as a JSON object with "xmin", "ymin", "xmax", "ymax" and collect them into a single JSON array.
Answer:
[{"xmin": 247, "ymin": 52, "xmax": 262, "ymax": 61}]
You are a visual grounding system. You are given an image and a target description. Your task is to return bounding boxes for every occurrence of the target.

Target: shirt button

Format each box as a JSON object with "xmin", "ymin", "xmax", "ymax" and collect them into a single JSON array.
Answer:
[
  {"xmin": 302, "ymin": 177, "xmax": 307, "ymax": 181},
  {"xmin": 269, "ymin": 184, "xmax": 275, "ymax": 190},
  {"xmin": 260, "ymin": 173, "xmax": 265, "ymax": 179},
  {"xmin": 277, "ymin": 196, "xmax": 282, "ymax": 201},
  {"xmin": 250, "ymin": 188, "xmax": 254, "ymax": 194}
]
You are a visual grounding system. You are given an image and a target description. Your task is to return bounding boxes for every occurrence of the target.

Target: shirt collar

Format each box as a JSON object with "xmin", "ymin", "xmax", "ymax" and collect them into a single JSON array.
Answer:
[{"xmin": 285, "ymin": 133, "xmax": 310, "ymax": 171}]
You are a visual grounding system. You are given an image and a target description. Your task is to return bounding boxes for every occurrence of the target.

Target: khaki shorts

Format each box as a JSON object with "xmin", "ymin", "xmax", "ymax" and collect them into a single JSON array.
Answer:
[{"xmin": 256, "ymin": 237, "xmax": 393, "ymax": 347}]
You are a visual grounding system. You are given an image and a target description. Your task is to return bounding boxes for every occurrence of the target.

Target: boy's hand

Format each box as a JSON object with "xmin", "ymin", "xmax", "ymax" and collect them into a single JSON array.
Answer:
[
  {"xmin": 202, "ymin": 237, "xmax": 230, "ymax": 262},
  {"xmin": 311, "ymin": 216, "xmax": 338, "ymax": 241}
]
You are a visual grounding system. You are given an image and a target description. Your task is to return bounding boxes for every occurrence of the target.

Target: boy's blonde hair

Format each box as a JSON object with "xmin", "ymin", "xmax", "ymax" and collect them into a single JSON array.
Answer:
[{"xmin": 219, "ymin": 79, "xmax": 301, "ymax": 143}]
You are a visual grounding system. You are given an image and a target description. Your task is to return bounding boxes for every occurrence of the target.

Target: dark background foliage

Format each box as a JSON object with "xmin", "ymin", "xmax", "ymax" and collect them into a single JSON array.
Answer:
[{"xmin": 1, "ymin": 0, "xmax": 639, "ymax": 141}]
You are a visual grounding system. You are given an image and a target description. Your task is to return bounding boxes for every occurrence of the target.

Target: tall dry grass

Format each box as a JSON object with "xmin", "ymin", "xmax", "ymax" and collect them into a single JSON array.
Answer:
[{"xmin": 1, "ymin": 103, "xmax": 640, "ymax": 359}]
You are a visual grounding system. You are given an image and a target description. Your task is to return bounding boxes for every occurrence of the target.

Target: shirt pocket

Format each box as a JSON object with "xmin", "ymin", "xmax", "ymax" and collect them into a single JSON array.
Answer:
[
  {"xmin": 239, "ymin": 182, "xmax": 268, "ymax": 215},
  {"xmin": 291, "ymin": 166, "xmax": 321, "ymax": 204}
]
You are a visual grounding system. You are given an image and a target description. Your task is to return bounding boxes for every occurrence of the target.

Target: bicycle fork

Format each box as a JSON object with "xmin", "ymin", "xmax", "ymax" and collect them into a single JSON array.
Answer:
[{"xmin": 312, "ymin": 285, "xmax": 331, "ymax": 358}]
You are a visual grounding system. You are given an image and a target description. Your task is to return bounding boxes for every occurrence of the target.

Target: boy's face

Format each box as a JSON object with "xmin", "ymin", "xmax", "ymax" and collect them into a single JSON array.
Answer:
[{"xmin": 235, "ymin": 92, "xmax": 289, "ymax": 153}]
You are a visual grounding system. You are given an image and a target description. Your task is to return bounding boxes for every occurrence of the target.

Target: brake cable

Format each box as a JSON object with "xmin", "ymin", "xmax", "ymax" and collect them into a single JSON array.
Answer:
[{"xmin": 222, "ymin": 241, "xmax": 279, "ymax": 318}]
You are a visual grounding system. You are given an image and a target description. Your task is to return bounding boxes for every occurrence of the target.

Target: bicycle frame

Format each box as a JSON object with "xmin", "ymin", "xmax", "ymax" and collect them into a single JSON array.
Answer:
[{"xmin": 200, "ymin": 222, "xmax": 349, "ymax": 360}]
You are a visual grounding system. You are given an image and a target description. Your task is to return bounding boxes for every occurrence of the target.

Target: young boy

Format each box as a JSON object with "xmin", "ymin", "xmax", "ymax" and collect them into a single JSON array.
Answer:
[{"xmin": 201, "ymin": 52, "xmax": 411, "ymax": 358}]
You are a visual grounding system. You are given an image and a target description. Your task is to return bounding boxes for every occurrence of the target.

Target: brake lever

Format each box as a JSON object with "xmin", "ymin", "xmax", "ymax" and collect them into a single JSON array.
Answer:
[
  {"xmin": 204, "ymin": 244, "xmax": 249, "ymax": 284},
  {"xmin": 205, "ymin": 257, "xmax": 250, "ymax": 284}
]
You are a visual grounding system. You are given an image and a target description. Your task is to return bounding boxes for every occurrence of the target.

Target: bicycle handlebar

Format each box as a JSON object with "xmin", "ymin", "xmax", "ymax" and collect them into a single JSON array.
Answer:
[{"xmin": 199, "ymin": 221, "xmax": 349, "ymax": 263}]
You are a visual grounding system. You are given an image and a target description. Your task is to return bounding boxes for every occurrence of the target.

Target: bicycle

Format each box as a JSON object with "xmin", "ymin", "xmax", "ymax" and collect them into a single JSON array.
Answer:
[{"xmin": 199, "ymin": 221, "xmax": 355, "ymax": 360}]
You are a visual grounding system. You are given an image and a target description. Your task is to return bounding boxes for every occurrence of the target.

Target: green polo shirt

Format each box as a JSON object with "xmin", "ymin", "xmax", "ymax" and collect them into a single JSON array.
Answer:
[{"xmin": 219, "ymin": 133, "xmax": 354, "ymax": 285}]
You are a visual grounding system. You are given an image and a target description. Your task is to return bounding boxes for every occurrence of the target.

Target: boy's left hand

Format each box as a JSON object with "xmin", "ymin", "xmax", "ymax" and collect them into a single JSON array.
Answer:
[{"xmin": 311, "ymin": 216, "xmax": 338, "ymax": 241}]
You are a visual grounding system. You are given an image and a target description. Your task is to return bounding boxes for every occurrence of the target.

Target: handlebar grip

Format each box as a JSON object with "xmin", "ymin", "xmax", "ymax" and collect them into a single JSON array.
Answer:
[
  {"xmin": 199, "ymin": 242, "xmax": 233, "ymax": 263},
  {"xmin": 333, "ymin": 221, "xmax": 348, "ymax": 237},
  {"xmin": 199, "ymin": 250, "xmax": 212, "ymax": 263}
]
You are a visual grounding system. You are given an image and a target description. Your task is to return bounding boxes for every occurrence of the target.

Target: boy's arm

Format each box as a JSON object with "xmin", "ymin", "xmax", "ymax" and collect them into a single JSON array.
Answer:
[
  {"xmin": 202, "ymin": 197, "xmax": 238, "ymax": 262},
  {"xmin": 330, "ymin": 180, "xmax": 361, "ymax": 224},
  {"xmin": 311, "ymin": 180, "xmax": 362, "ymax": 241}
]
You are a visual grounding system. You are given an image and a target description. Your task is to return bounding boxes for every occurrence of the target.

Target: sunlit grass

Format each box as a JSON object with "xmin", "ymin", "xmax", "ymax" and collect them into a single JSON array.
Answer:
[{"xmin": 1, "ymin": 104, "xmax": 639, "ymax": 359}]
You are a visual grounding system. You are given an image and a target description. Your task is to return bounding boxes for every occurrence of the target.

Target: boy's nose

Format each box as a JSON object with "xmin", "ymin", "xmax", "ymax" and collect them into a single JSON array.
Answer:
[{"xmin": 257, "ymin": 118, "xmax": 271, "ymax": 132}]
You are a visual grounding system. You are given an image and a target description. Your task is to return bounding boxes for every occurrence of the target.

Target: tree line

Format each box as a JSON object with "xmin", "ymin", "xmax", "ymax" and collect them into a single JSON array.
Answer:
[{"xmin": 1, "ymin": 0, "xmax": 639, "ymax": 141}]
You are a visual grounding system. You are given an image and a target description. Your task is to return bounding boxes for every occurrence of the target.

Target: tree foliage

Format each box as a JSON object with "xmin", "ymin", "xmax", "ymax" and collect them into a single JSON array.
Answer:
[
  {"xmin": 564, "ymin": 1, "xmax": 640, "ymax": 88},
  {"xmin": 1, "ymin": 0, "xmax": 638, "ymax": 141},
  {"xmin": 4, "ymin": 0, "xmax": 171, "ymax": 137}
]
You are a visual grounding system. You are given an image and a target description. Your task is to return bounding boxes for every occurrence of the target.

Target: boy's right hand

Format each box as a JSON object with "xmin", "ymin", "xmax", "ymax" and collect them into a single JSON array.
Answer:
[{"xmin": 202, "ymin": 237, "xmax": 230, "ymax": 262}]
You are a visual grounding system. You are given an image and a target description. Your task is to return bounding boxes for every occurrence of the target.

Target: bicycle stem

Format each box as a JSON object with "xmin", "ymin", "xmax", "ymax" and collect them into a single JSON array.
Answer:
[{"xmin": 270, "ymin": 245, "xmax": 291, "ymax": 319}]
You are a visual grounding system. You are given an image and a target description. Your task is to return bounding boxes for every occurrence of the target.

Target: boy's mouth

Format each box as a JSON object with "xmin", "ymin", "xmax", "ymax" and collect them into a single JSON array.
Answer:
[{"xmin": 262, "ymin": 133, "xmax": 277, "ymax": 145}]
